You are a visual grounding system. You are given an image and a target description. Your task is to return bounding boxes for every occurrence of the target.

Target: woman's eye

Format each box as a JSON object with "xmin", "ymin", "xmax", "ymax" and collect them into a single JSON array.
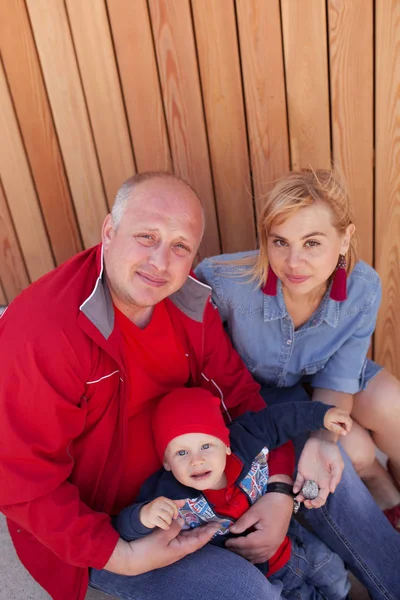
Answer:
[
  {"xmin": 201, "ymin": 443, "xmax": 211, "ymax": 450},
  {"xmin": 272, "ymin": 239, "xmax": 287, "ymax": 247},
  {"xmin": 305, "ymin": 240, "xmax": 320, "ymax": 248}
]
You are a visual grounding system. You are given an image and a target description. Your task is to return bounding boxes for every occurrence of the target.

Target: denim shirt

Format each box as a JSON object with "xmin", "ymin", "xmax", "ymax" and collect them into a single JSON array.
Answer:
[{"xmin": 195, "ymin": 251, "xmax": 382, "ymax": 394}]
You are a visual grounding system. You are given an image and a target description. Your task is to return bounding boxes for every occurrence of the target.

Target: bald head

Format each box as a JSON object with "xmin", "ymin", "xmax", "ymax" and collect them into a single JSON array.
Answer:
[
  {"xmin": 102, "ymin": 172, "xmax": 205, "ymax": 324},
  {"xmin": 111, "ymin": 171, "xmax": 205, "ymax": 235}
]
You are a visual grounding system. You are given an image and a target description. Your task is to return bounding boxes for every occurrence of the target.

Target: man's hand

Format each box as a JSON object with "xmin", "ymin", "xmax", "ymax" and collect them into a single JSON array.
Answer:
[
  {"xmin": 293, "ymin": 437, "xmax": 344, "ymax": 509},
  {"xmin": 225, "ymin": 491, "xmax": 292, "ymax": 563},
  {"xmin": 104, "ymin": 519, "xmax": 220, "ymax": 575},
  {"xmin": 140, "ymin": 497, "xmax": 185, "ymax": 530}
]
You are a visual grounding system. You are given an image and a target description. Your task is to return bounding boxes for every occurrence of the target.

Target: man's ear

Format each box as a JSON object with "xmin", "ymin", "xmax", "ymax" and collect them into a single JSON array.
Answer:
[
  {"xmin": 102, "ymin": 214, "xmax": 115, "ymax": 249},
  {"xmin": 226, "ymin": 447, "xmax": 232, "ymax": 456},
  {"xmin": 163, "ymin": 459, "xmax": 171, "ymax": 471}
]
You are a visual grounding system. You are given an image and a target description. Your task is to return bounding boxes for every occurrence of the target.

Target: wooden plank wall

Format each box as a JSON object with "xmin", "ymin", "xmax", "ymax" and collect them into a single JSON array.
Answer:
[{"xmin": 0, "ymin": 0, "xmax": 399, "ymax": 376}]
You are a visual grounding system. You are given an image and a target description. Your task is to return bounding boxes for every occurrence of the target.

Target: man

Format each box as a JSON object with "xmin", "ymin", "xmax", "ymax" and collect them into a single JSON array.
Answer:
[{"xmin": 0, "ymin": 172, "xmax": 398, "ymax": 600}]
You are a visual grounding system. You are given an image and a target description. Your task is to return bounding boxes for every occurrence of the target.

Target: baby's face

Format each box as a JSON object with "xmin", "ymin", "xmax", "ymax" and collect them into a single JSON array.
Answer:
[{"xmin": 163, "ymin": 432, "xmax": 231, "ymax": 491}]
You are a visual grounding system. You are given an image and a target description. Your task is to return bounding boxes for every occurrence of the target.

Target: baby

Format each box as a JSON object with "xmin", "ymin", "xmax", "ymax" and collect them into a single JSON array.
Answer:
[{"xmin": 115, "ymin": 387, "xmax": 352, "ymax": 599}]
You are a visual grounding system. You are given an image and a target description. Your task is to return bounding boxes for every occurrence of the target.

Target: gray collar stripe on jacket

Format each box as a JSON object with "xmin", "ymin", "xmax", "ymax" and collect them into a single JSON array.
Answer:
[{"xmin": 80, "ymin": 246, "xmax": 212, "ymax": 339}]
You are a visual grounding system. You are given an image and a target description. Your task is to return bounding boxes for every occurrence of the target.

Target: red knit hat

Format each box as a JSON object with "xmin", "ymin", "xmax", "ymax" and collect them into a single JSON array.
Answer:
[{"xmin": 153, "ymin": 387, "xmax": 231, "ymax": 460}]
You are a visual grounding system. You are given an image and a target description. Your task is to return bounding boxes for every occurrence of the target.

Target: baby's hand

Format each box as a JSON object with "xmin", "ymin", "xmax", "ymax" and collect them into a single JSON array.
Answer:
[
  {"xmin": 139, "ymin": 496, "xmax": 186, "ymax": 530},
  {"xmin": 324, "ymin": 407, "xmax": 352, "ymax": 436}
]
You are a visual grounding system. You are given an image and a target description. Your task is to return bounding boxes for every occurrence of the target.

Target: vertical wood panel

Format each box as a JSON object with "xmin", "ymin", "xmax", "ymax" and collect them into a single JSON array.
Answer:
[
  {"xmin": 281, "ymin": 0, "xmax": 331, "ymax": 169},
  {"xmin": 328, "ymin": 0, "xmax": 373, "ymax": 265},
  {"xmin": 0, "ymin": 61, "xmax": 55, "ymax": 280},
  {"xmin": 192, "ymin": 0, "xmax": 256, "ymax": 252},
  {"xmin": 107, "ymin": 0, "xmax": 172, "ymax": 173},
  {"xmin": 0, "ymin": 281, "xmax": 7, "ymax": 306},
  {"xmin": 0, "ymin": 0, "xmax": 399, "ymax": 374},
  {"xmin": 66, "ymin": 0, "xmax": 135, "ymax": 209},
  {"xmin": 375, "ymin": 0, "xmax": 400, "ymax": 377},
  {"xmin": 26, "ymin": 0, "xmax": 108, "ymax": 248},
  {"xmin": 0, "ymin": 0, "xmax": 82, "ymax": 265},
  {"xmin": 148, "ymin": 0, "xmax": 220, "ymax": 258},
  {"xmin": 0, "ymin": 179, "xmax": 30, "ymax": 301},
  {"xmin": 236, "ymin": 0, "xmax": 290, "ymax": 214}
]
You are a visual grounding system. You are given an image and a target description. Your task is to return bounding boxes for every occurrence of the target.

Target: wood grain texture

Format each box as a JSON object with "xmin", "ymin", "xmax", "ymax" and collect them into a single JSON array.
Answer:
[
  {"xmin": 149, "ymin": 0, "xmax": 220, "ymax": 258},
  {"xmin": 374, "ymin": 0, "xmax": 400, "ymax": 377},
  {"xmin": 0, "ymin": 0, "xmax": 82, "ymax": 265},
  {"xmin": 192, "ymin": 0, "xmax": 256, "ymax": 252},
  {"xmin": 236, "ymin": 0, "xmax": 290, "ymax": 214},
  {"xmin": 0, "ymin": 0, "xmax": 400, "ymax": 377},
  {"xmin": 281, "ymin": 0, "xmax": 331, "ymax": 170},
  {"xmin": 0, "ymin": 178, "xmax": 30, "ymax": 301},
  {"xmin": 107, "ymin": 0, "xmax": 172, "ymax": 173},
  {"xmin": 66, "ymin": 0, "xmax": 135, "ymax": 209},
  {"xmin": 0, "ymin": 61, "xmax": 55, "ymax": 281},
  {"xmin": 0, "ymin": 280, "xmax": 7, "ymax": 305},
  {"xmin": 328, "ymin": 0, "xmax": 373, "ymax": 265},
  {"xmin": 26, "ymin": 0, "xmax": 108, "ymax": 249}
]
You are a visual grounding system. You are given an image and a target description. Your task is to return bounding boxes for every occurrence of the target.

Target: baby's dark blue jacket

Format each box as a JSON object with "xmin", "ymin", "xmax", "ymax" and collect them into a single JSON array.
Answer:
[{"xmin": 114, "ymin": 400, "xmax": 332, "ymax": 544}]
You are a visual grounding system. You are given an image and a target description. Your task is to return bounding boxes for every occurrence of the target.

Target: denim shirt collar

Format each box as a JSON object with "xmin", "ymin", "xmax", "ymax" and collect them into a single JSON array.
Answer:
[{"xmin": 263, "ymin": 280, "xmax": 340, "ymax": 328}]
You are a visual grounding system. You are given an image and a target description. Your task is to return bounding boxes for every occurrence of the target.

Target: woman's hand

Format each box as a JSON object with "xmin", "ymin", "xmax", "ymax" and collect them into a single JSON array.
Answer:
[
  {"xmin": 293, "ymin": 437, "xmax": 344, "ymax": 508},
  {"xmin": 324, "ymin": 407, "xmax": 353, "ymax": 436},
  {"xmin": 225, "ymin": 488, "xmax": 293, "ymax": 563}
]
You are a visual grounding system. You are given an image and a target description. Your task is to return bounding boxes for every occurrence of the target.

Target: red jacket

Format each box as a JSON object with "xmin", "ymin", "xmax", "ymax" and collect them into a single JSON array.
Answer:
[{"xmin": 0, "ymin": 245, "xmax": 293, "ymax": 600}]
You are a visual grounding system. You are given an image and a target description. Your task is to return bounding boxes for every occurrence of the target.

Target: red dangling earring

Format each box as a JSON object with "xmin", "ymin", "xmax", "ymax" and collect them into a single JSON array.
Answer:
[
  {"xmin": 330, "ymin": 254, "xmax": 347, "ymax": 301},
  {"xmin": 262, "ymin": 265, "xmax": 278, "ymax": 296}
]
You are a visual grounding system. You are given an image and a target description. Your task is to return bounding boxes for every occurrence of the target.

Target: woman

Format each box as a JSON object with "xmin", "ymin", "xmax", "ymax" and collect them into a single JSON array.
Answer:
[{"xmin": 196, "ymin": 169, "xmax": 400, "ymax": 530}]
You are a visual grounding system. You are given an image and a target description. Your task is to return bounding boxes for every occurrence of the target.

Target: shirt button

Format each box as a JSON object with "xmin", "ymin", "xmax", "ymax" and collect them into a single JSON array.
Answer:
[
  {"xmin": 226, "ymin": 493, "xmax": 232, "ymax": 501},
  {"xmin": 286, "ymin": 339, "xmax": 292, "ymax": 345}
]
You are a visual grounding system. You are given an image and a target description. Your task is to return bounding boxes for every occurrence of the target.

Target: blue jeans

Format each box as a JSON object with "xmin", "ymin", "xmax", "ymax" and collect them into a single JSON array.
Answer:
[
  {"xmin": 90, "ymin": 520, "xmax": 348, "ymax": 600},
  {"xmin": 90, "ymin": 543, "xmax": 284, "ymax": 599},
  {"xmin": 302, "ymin": 446, "xmax": 400, "ymax": 600},
  {"xmin": 90, "ymin": 384, "xmax": 400, "ymax": 600},
  {"xmin": 269, "ymin": 521, "xmax": 350, "ymax": 599},
  {"xmin": 89, "ymin": 530, "xmax": 349, "ymax": 600},
  {"xmin": 261, "ymin": 383, "xmax": 400, "ymax": 600}
]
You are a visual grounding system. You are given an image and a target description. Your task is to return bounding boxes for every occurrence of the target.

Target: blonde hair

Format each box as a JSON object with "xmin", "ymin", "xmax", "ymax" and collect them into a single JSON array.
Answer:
[{"xmin": 236, "ymin": 169, "xmax": 357, "ymax": 286}]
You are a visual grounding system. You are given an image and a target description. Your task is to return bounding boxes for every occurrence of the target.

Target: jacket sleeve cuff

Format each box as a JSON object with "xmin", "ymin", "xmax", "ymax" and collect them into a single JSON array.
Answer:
[
  {"xmin": 90, "ymin": 524, "xmax": 120, "ymax": 570},
  {"xmin": 312, "ymin": 374, "xmax": 360, "ymax": 394},
  {"xmin": 112, "ymin": 502, "xmax": 154, "ymax": 541},
  {"xmin": 312, "ymin": 402, "xmax": 334, "ymax": 429}
]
